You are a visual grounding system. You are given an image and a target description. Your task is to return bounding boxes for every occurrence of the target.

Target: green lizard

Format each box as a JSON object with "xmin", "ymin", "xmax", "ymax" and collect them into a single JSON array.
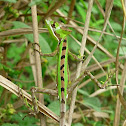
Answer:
[{"xmin": 45, "ymin": 20, "xmax": 71, "ymax": 126}]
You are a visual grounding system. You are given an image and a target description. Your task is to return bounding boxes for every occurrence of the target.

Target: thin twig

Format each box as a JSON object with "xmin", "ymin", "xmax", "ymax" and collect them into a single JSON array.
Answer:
[
  {"xmin": 70, "ymin": 34, "xmax": 106, "ymax": 74},
  {"xmin": 81, "ymin": 0, "xmax": 113, "ymax": 73},
  {"xmin": 121, "ymin": 0, "xmax": 126, "ymax": 19},
  {"xmin": 44, "ymin": 0, "xmax": 67, "ymax": 20},
  {"xmin": 95, "ymin": 0, "xmax": 119, "ymax": 41},
  {"xmin": 56, "ymin": 10, "xmax": 121, "ymax": 66},
  {"xmin": 68, "ymin": 0, "xmax": 94, "ymax": 125},
  {"xmin": 67, "ymin": 0, "xmax": 76, "ymax": 23},
  {"xmin": 79, "ymin": 69, "xmax": 115, "ymax": 89},
  {"xmin": 35, "ymin": 87, "xmax": 58, "ymax": 96},
  {"xmin": 115, "ymin": 16, "xmax": 125, "ymax": 87},
  {"xmin": 114, "ymin": 61, "xmax": 126, "ymax": 126},
  {"xmin": 0, "ymin": 28, "xmax": 48, "ymax": 37},
  {"xmin": 0, "ymin": 75, "xmax": 59, "ymax": 122},
  {"xmin": 114, "ymin": 2, "xmax": 126, "ymax": 125}
]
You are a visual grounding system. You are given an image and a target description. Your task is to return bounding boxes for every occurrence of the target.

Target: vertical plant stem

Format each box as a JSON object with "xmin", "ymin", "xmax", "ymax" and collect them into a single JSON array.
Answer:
[
  {"xmin": 0, "ymin": 45, "xmax": 8, "ymax": 104},
  {"xmin": 68, "ymin": 0, "xmax": 94, "ymax": 125},
  {"xmin": 114, "ymin": 61, "xmax": 126, "ymax": 126},
  {"xmin": 115, "ymin": 16, "xmax": 125, "ymax": 88},
  {"xmin": 44, "ymin": 0, "xmax": 67, "ymax": 20},
  {"xmin": 67, "ymin": 0, "xmax": 76, "ymax": 23},
  {"xmin": 31, "ymin": 3, "xmax": 46, "ymax": 126},
  {"xmin": 114, "ymin": 1, "xmax": 126, "ymax": 125}
]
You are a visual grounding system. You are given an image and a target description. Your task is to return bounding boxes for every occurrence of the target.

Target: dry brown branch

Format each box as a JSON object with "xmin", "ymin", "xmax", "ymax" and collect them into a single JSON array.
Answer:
[
  {"xmin": 81, "ymin": 0, "xmax": 113, "ymax": 73},
  {"xmin": 0, "ymin": 1, "xmax": 126, "ymax": 125},
  {"xmin": 94, "ymin": 0, "xmax": 113, "ymax": 45},
  {"xmin": 68, "ymin": 68, "xmax": 115, "ymax": 96},
  {"xmin": 121, "ymin": 0, "xmax": 126, "ymax": 19},
  {"xmin": 67, "ymin": 26, "xmax": 126, "ymax": 41},
  {"xmin": 114, "ymin": 61, "xmax": 126, "ymax": 125},
  {"xmin": 89, "ymin": 86, "xmax": 124, "ymax": 97},
  {"xmin": 7, "ymin": 76, "xmax": 34, "ymax": 83},
  {"xmin": 123, "ymin": 120, "xmax": 126, "ymax": 126},
  {"xmin": 95, "ymin": 0, "xmax": 119, "ymax": 41},
  {"xmin": 31, "ymin": 3, "xmax": 45, "ymax": 125},
  {"xmin": 56, "ymin": 9, "xmax": 125, "ymax": 73},
  {"xmin": 0, "ymin": 75, "xmax": 59, "ymax": 122},
  {"xmin": 114, "ymin": 2, "xmax": 126, "ymax": 124},
  {"xmin": 0, "ymin": 28, "xmax": 47, "ymax": 38},
  {"xmin": 67, "ymin": 0, "xmax": 76, "ymax": 23},
  {"xmin": 2, "ymin": 38, "xmax": 26, "ymax": 44},
  {"xmin": 44, "ymin": 0, "xmax": 67, "ymax": 20},
  {"xmin": 69, "ymin": 56, "xmax": 126, "ymax": 85},
  {"xmin": 115, "ymin": 17, "xmax": 125, "ymax": 86},
  {"xmin": 35, "ymin": 87, "xmax": 58, "ymax": 96},
  {"xmin": 70, "ymin": 34, "xmax": 106, "ymax": 74},
  {"xmin": 68, "ymin": 0, "xmax": 94, "ymax": 125},
  {"xmin": 29, "ymin": 47, "xmax": 37, "ymax": 86},
  {"xmin": 88, "ymin": 57, "xmax": 125, "ymax": 71},
  {"xmin": 78, "ymin": 72, "xmax": 106, "ymax": 89}
]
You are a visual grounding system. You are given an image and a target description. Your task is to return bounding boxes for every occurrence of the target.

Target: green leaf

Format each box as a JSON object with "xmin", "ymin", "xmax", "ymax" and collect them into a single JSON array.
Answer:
[
  {"xmin": 48, "ymin": 100, "xmax": 69, "ymax": 116},
  {"xmin": 93, "ymin": 121, "xmax": 104, "ymax": 126},
  {"xmin": 7, "ymin": 43, "xmax": 25, "ymax": 66},
  {"xmin": 83, "ymin": 97, "xmax": 101, "ymax": 111},
  {"xmin": 12, "ymin": 21, "xmax": 30, "ymax": 29},
  {"xmin": 0, "ymin": 63, "xmax": 20, "ymax": 77},
  {"xmin": 12, "ymin": 21, "xmax": 51, "ymax": 53},
  {"xmin": 48, "ymin": 100, "xmax": 60, "ymax": 116},
  {"xmin": 76, "ymin": 4, "xmax": 86, "ymax": 22},
  {"xmin": 91, "ymin": 19, "xmax": 104, "ymax": 28},
  {"xmin": 12, "ymin": 113, "xmax": 38, "ymax": 126},
  {"xmin": 114, "ymin": 0, "xmax": 122, "ymax": 8},
  {"xmin": 80, "ymin": 0, "xmax": 98, "ymax": 14},
  {"xmin": 111, "ymin": 22, "xmax": 122, "ymax": 31},
  {"xmin": 68, "ymin": 36, "xmax": 80, "ymax": 54},
  {"xmin": 77, "ymin": 89, "xmax": 89, "ymax": 96}
]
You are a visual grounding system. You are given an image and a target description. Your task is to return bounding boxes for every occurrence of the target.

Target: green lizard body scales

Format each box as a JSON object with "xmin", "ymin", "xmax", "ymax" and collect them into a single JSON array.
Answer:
[
  {"xmin": 45, "ymin": 20, "xmax": 70, "ymax": 125},
  {"xmin": 58, "ymin": 38, "xmax": 68, "ymax": 113}
]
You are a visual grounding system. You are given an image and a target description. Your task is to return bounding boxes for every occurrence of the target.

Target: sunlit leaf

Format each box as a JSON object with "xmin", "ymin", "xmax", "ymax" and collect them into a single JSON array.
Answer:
[{"xmin": 83, "ymin": 97, "xmax": 101, "ymax": 111}]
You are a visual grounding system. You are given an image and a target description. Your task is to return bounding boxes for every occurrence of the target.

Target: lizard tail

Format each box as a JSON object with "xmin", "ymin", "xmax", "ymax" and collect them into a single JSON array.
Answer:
[{"xmin": 60, "ymin": 39, "xmax": 67, "ymax": 126}]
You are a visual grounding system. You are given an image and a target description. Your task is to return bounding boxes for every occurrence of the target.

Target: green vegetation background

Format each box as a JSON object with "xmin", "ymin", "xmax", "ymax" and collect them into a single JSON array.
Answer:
[{"xmin": 0, "ymin": 0, "xmax": 125, "ymax": 126}]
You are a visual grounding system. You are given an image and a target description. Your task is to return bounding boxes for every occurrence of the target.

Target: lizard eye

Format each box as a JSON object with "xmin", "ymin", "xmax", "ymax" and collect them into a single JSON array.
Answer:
[{"xmin": 51, "ymin": 23, "xmax": 55, "ymax": 28}]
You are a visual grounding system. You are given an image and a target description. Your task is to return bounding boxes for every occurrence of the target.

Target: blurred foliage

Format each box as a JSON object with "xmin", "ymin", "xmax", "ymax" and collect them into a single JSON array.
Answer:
[
  {"xmin": 0, "ymin": 0, "xmax": 125, "ymax": 125},
  {"xmin": 11, "ymin": 113, "xmax": 38, "ymax": 126},
  {"xmin": 0, "ymin": 104, "xmax": 16, "ymax": 124}
]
